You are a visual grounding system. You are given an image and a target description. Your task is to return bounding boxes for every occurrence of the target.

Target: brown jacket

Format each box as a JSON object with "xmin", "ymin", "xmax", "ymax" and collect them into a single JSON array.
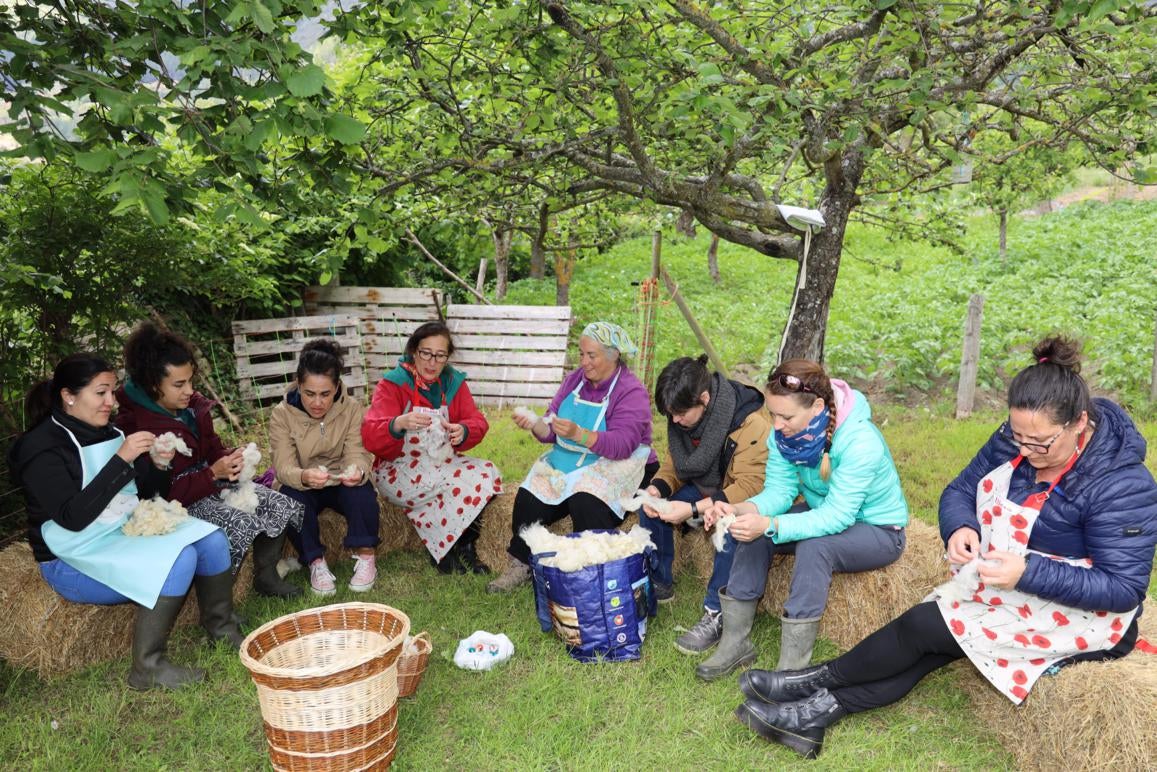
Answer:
[
  {"xmin": 652, "ymin": 403, "xmax": 771, "ymax": 504},
  {"xmin": 269, "ymin": 388, "xmax": 375, "ymax": 491}
]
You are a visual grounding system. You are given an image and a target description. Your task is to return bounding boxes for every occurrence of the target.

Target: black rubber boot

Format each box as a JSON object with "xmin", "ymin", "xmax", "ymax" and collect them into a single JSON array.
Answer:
[
  {"xmin": 456, "ymin": 519, "xmax": 490, "ymax": 574},
  {"xmin": 740, "ymin": 662, "xmax": 847, "ymax": 705},
  {"xmin": 127, "ymin": 595, "xmax": 206, "ymax": 691},
  {"xmin": 734, "ymin": 687, "xmax": 848, "ymax": 759},
  {"xmin": 195, "ymin": 570, "xmax": 246, "ymax": 649},
  {"xmin": 251, "ymin": 532, "xmax": 303, "ymax": 598}
]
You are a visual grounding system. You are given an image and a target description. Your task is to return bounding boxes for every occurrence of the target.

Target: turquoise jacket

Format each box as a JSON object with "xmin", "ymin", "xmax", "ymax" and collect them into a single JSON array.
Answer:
[{"xmin": 747, "ymin": 386, "xmax": 908, "ymax": 543}]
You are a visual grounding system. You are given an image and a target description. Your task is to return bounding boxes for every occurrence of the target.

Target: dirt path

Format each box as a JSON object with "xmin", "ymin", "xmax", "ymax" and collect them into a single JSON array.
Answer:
[{"xmin": 1022, "ymin": 181, "xmax": 1157, "ymax": 217}]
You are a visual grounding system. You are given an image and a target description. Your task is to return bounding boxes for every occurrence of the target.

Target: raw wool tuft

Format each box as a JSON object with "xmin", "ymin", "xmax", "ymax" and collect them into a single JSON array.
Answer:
[
  {"xmin": 319, "ymin": 463, "xmax": 362, "ymax": 486},
  {"xmin": 122, "ymin": 496, "xmax": 189, "ymax": 536},
  {"xmin": 932, "ymin": 557, "xmax": 985, "ymax": 603},
  {"xmin": 276, "ymin": 555, "xmax": 303, "ymax": 578},
  {"xmin": 620, "ymin": 489, "xmax": 671, "ymax": 515},
  {"xmin": 149, "ymin": 432, "xmax": 192, "ymax": 469},
  {"xmin": 710, "ymin": 513, "xmax": 737, "ymax": 552},
  {"xmin": 220, "ymin": 442, "xmax": 262, "ymax": 513},
  {"xmin": 513, "ymin": 406, "xmax": 554, "ymax": 425},
  {"xmin": 521, "ymin": 523, "xmax": 655, "ymax": 572}
]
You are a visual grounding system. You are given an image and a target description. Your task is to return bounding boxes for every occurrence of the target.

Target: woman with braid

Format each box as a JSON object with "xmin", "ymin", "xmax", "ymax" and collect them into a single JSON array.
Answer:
[{"xmin": 696, "ymin": 360, "xmax": 908, "ymax": 682}]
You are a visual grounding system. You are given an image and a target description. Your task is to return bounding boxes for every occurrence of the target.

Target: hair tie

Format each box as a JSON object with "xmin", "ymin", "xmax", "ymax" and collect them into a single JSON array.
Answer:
[{"xmin": 1038, "ymin": 357, "xmax": 1049, "ymax": 364}]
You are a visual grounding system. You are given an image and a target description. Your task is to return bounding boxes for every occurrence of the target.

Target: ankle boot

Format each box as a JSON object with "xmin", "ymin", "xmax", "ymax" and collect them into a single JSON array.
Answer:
[
  {"xmin": 127, "ymin": 596, "xmax": 205, "ymax": 691},
  {"xmin": 740, "ymin": 662, "xmax": 847, "ymax": 704},
  {"xmin": 252, "ymin": 532, "xmax": 303, "ymax": 598},
  {"xmin": 734, "ymin": 687, "xmax": 848, "ymax": 759},
  {"xmin": 432, "ymin": 550, "xmax": 467, "ymax": 574},
  {"xmin": 776, "ymin": 615, "xmax": 820, "ymax": 670},
  {"xmin": 457, "ymin": 520, "xmax": 490, "ymax": 574},
  {"xmin": 195, "ymin": 569, "xmax": 246, "ymax": 649},
  {"xmin": 695, "ymin": 588, "xmax": 758, "ymax": 681}
]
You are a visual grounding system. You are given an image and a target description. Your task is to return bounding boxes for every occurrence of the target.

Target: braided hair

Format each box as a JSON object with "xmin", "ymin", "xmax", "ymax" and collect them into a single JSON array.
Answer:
[{"xmin": 766, "ymin": 359, "xmax": 836, "ymax": 480}]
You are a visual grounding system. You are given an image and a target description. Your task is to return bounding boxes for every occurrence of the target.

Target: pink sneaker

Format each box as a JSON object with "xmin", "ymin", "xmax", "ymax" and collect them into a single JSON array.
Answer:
[
  {"xmin": 309, "ymin": 558, "xmax": 336, "ymax": 596},
  {"xmin": 349, "ymin": 554, "xmax": 377, "ymax": 592}
]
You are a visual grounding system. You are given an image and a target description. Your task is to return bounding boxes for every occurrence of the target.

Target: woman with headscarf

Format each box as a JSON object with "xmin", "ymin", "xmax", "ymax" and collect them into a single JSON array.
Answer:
[{"xmin": 487, "ymin": 321, "xmax": 658, "ymax": 593}]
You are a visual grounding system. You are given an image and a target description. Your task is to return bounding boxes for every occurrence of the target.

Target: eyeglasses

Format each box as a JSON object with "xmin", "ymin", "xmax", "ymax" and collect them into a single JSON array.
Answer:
[
  {"xmin": 415, "ymin": 349, "xmax": 449, "ymax": 363},
  {"xmin": 1000, "ymin": 421, "xmax": 1069, "ymax": 454},
  {"xmin": 769, "ymin": 373, "xmax": 816, "ymax": 395}
]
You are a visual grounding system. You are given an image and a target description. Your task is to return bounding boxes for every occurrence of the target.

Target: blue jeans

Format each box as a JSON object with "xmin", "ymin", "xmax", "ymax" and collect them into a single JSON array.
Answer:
[
  {"xmin": 637, "ymin": 484, "xmax": 735, "ymax": 613},
  {"xmin": 39, "ymin": 529, "xmax": 232, "ymax": 604},
  {"xmin": 280, "ymin": 483, "xmax": 381, "ymax": 565}
]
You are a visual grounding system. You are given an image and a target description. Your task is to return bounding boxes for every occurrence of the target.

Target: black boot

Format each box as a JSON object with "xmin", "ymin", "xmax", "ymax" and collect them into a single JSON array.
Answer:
[
  {"xmin": 456, "ymin": 519, "xmax": 490, "ymax": 575},
  {"xmin": 431, "ymin": 550, "xmax": 467, "ymax": 574},
  {"xmin": 251, "ymin": 532, "xmax": 302, "ymax": 598},
  {"xmin": 195, "ymin": 569, "xmax": 246, "ymax": 649},
  {"xmin": 127, "ymin": 595, "xmax": 206, "ymax": 691},
  {"xmin": 740, "ymin": 662, "xmax": 847, "ymax": 704},
  {"xmin": 734, "ymin": 688, "xmax": 848, "ymax": 759}
]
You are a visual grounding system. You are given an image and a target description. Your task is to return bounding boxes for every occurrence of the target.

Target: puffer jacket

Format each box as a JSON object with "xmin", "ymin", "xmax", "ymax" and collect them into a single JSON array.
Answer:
[
  {"xmin": 939, "ymin": 398, "xmax": 1157, "ymax": 613},
  {"xmin": 269, "ymin": 386, "xmax": 374, "ymax": 491}
]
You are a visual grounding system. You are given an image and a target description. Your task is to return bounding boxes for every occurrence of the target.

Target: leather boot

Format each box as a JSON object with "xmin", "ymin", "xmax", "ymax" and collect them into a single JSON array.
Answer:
[
  {"xmin": 740, "ymin": 662, "xmax": 847, "ymax": 704},
  {"xmin": 694, "ymin": 588, "xmax": 757, "ymax": 682},
  {"xmin": 195, "ymin": 569, "xmax": 246, "ymax": 649},
  {"xmin": 252, "ymin": 532, "xmax": 303, "ymax": 598},
  {"xmin": 456, "ymin": 520, "xmax": 490, "ymax": 574},
  {"xmin": 127, "ymin": 595, "xmax": 206, "ymax": 691},
  {"xmin": 776, "ymin": 615, "xmax": 820, "ymax": 671},
  {"xmin": 734, "ymin": 687, "xmax": 848, "ymax": 759}
]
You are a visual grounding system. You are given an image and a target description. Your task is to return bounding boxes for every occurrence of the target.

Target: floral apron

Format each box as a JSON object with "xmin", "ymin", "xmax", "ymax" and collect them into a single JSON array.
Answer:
[
  {"xmin": 935, "ymin": 449, "xmax": 1138, "ymax": 703},
  {"xmin": 41, "ymin": 419, "xmax": 219, "ymax": 608},
  {"xmin": 520, "ymin": 368, "xmax": 649, "ymax": 520},
  {"xmin": 373, "ymin": 405, "xmax": 501, "ymax": 562}
]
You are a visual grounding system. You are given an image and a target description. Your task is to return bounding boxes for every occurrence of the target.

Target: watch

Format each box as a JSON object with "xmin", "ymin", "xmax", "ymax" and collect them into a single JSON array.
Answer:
[{"xmin": 690, "ymin": 501, "xmax": 700, "ymax": 518}]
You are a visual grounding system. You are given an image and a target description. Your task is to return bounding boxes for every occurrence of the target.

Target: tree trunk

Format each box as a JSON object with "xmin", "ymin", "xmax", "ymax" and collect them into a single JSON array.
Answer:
[
  {"xmin": 707, "ymin": 234, "xmax": 720, "ymax": 284},
  {"xmin": 491, "ymin": 227, "xmax": 512, "ymax": 300},
  {"xmin": 555, "ymin": 249, "xmax": 576, "ymax": 305},
  {"xmin": 530, "ymin": 202, "xmax": 549, "ymax": 279},
  {"xmin": 999, "ymin": 208, "xmax": 1008, "ymax": 263},
  {"xmin": 675, "ymin": 209, "xmax": 697, "ymax": 238}
]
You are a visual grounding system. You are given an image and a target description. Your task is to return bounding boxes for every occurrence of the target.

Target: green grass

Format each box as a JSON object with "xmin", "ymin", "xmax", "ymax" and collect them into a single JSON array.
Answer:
[{"xmin": 3, "ymin": 409, "xmax": 1154, "ymax": 769}]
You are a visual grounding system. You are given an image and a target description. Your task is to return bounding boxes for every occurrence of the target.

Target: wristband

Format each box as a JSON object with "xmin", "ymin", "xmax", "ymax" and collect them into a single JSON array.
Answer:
[{"xmin": 691, "ymin": 501, "xmax": 699, "ymax": 518}]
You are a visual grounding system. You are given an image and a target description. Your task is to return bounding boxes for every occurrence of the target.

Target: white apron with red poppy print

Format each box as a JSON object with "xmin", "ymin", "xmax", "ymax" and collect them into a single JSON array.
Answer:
[
  {"xmin": 373, "ymin": 406, "xmax": 502, "ymax": 562},
  {"xmin": 934, "ymin": 452, "xmax": 1138, "ymax": 704}
]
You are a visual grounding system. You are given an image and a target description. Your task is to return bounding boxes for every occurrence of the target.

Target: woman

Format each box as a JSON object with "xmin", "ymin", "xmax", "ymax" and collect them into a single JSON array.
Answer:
[
  {"xmin": 115, "ymin": 322, "xmax": 303, "ymax": 598},
  {"xmin": 699, "ymin": 360, "xmax": 908, "ymax": 682},
  {"xmin": 488, "ymin": 321, "xmax": 658, "ymax": 593},
  {"xmin": 9, "ymin": 353, "xmax": 243, "ymax": 690},
  {"xmin": 270, "ymin": 339, "xmax": 380, "ymax": 595},
  {"xmin": 640, "ymin": 355, "xmax": 771, "ymax": 656},
  {"xmin": 734, "ymin": 337, "xmax": 1157, "ymax": 760},
  {"xmin": 362, "ymin": 321, "xmax": 501, "ymax": 574}
]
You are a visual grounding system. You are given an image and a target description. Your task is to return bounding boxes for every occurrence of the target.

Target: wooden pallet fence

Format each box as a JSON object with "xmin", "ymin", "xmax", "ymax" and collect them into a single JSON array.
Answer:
[{"xmin": 232, "ymin": 314, "xmax": 367, "ymax": 402}]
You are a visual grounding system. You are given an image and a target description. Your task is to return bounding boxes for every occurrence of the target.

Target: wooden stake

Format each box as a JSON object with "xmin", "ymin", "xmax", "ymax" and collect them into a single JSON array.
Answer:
[
  {"xmin": 1150, "ymin": 309, "xmax": 1157, "ymax": 403},
  {"xmin": 659, "ymin": 266, "xmax": 729, "ymax": 378},
  {"xmin": 956, "ymin": 294, "xmax": 985, "ymax": 419},
  {"xmin": 475, "ymin": 258, "xmax": 488, "ymax": 295},
  {"xmin": 404, "ymin": 228, "xmax": 492, "ymax": 305}
]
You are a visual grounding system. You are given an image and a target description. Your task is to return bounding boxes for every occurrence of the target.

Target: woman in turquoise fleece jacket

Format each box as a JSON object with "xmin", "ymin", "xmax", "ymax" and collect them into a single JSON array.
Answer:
[{"xmin": 692, "ymin": 360, "xmax": 909, "ymax": 682}]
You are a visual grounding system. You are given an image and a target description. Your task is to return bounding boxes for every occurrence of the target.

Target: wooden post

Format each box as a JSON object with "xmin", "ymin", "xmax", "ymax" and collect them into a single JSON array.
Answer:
[
  {"xmin": 956, "ymin": 294, "xmax": 985, "ymax": 419},
  {"xmin": 651, "ymin": 229, "xmax": 661, "ymax": 280},
  {"xmin": 404, "ymin": 228, "xmax": 492, "ymax": 305},
  {"xmin": 1150, "ymin": 310, "xmax": 1157, "ymax": 403},
  {"xmin": 475, "ymin": 258, "xmax": 488, "ymax": 295},
  {"xmin": 659, "ymin": 266, "xmax": 729, "ymax": 378}
]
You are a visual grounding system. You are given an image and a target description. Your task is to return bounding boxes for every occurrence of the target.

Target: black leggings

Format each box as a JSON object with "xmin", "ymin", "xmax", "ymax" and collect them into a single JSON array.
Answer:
[{"xmin": 826, "ymin": 601, "xmax": 1139, "ymax": 714}]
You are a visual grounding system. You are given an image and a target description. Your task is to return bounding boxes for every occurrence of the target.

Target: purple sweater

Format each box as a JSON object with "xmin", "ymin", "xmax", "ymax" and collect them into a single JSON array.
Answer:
[{"xmin": 541, "ymin": 365, "xmax": 657, "ymax": 463}]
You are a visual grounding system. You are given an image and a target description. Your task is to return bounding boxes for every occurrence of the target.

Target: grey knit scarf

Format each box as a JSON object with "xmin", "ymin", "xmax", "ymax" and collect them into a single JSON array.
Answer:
[{"xmin": 667, "ymin": 373, "xmax": 736, "ymax": 493}]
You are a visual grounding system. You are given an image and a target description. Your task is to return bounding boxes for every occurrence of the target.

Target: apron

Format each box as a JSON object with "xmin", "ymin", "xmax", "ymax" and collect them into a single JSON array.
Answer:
[
  {"xmin": 41, "ymin": 419, "xmax": 219, "ymax": 608},
  {"xmin": 374, "ymin": 405, "xmax": 502, "ymax": 562},
  {"xmin": 934, "ymin": 447, "xmax": 1139, "ymax": 704},
  {"xmin": 521, "ymin": 368, "xmax": 650, "ymax": 519}
]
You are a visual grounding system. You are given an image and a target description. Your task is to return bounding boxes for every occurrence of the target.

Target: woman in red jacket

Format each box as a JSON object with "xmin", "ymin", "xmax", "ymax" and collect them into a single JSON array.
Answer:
[{"xmin": 362, "ymin": 321, "xmax": 501, "ymax": 574}]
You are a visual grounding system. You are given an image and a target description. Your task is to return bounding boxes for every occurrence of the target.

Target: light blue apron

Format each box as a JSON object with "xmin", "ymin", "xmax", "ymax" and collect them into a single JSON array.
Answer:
[
  {"xmin": 41, "ymin": 419, "xmax": 218, "ymax": 608},
  {"xmin": 547, "ymin": 367, "xmax": 622, "ymax": 473}
]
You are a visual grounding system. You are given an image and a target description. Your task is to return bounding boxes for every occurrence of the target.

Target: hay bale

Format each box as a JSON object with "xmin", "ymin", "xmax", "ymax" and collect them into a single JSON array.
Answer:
[
  {"xmin": 958, "ymin": 614, "xmax": 1157, "ymax": 771},
  {"xmin": 0, "ymin": 541, "xmax": 252, "ymax": 678}
]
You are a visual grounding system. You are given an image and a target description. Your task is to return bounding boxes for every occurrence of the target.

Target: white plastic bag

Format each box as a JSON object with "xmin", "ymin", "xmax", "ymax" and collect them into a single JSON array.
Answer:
[{"xmin": 453, "ymin": 630, "xmax": 514, "ymax": 671}]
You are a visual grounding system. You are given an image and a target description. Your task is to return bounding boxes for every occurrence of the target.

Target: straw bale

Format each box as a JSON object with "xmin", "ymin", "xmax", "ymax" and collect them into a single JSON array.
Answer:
[
  {"xmin": 0, "ymin": 541, "xmax": 251, "ymax": 677},
  {"xmin": 957, "ymin": 614, "xmax": 1157, "ymax": 771}
]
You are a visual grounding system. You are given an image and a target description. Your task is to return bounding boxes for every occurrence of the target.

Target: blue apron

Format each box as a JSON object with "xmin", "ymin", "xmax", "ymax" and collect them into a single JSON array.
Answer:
[
  {"xmin": 41, "ymin": 419, "xmax": 218, "ymax": 608},
  {"xmin": 547, "ymin": 368, "xmax": 622, "ymax": 473}
]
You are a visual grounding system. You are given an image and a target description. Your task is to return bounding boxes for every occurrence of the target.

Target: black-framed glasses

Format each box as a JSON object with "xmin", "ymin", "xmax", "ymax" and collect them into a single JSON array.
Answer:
[
  {"xmin": 769, "ymin": 373, "xmax": 816, "ymax": 395},
  {"xmin": 1000, "ymin": 421, "xmax": 1069, "ymax": 454},
  {"xmin": 415, "ymin": 349, "xmax": 449, "ymax": 363}
]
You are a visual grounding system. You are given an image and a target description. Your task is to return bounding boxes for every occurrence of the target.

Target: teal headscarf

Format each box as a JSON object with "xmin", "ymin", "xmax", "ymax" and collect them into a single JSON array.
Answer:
[{"xmin": 581, "ymin": 321, "xmax": 638, "ymax": 357}]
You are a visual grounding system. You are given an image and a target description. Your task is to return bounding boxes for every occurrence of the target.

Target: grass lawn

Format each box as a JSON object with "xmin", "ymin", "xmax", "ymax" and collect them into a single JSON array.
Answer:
[{"xmin": 3, "ymin": 408, "xmax": 1154, "ymax": 770}]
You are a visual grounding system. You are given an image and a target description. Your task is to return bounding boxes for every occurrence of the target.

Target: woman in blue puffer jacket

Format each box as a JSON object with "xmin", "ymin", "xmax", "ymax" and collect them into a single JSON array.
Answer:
[{"xmin": 733, "ymin": 336, "xmax": 1157, "ymax": 760}]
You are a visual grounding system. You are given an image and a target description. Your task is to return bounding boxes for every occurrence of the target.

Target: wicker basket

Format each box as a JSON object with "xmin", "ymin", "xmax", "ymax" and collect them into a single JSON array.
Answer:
[
  {"xmin": 396, "ymin": 632, "xmax": 432, "ymax": 699},
  {"xmin": 239, "ymin": 602, "xmax": 410, "ymax": 771}
]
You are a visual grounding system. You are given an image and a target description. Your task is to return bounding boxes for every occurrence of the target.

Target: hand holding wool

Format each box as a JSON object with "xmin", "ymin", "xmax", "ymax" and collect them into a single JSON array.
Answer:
[
  {"xmin": 221, "ymin": 443, "xmax": 262, "ymax": 513},
  {"xmin": 150, "ymin": 432, "xmax": 192, "ymax": 469},
  {"xmin": 620, "ymin": 489, "xmax": 671, "ymax": 516}
]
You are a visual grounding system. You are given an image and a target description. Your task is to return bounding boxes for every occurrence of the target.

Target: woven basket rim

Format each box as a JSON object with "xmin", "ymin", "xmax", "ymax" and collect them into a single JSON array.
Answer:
[{"xmin": 238, "ymin": 601, "xmax": 410, "ymax": 680}]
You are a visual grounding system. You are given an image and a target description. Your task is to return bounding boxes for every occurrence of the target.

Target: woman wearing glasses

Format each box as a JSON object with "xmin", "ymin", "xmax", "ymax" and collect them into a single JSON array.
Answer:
[
  {"xmin": 697, "ymin": 359, "xmax": 908, "ymax": 682},
  {"xmin": 362, "ymin": 321, "xmax": 500, "ymax": 574},
  {"xmin": 734, "ymin": 336, "xmax": 1157, "ymax": 759}
]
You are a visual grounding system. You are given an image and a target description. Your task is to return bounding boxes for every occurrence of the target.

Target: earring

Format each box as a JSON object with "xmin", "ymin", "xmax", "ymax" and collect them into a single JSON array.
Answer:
[{"xmin": 67, "ymin": 401, "xmax": 75, "ymax": 406}]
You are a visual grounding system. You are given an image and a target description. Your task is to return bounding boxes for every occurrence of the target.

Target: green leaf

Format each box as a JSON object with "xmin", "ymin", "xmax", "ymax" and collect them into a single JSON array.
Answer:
[
  {"xmin": 74, "ymin": 148, "xmax": 115, "ymax": 173},
  {"xmin": 1086, "ymin": 0, "xmax": 1118, "ymax": 23},
  {"xmin": 286, "ymin": 65, "xmax": 326, "ymax": 97},
  {"xmin": 324, "ymin": 113, "xmax": 366, "ymax": 145},
  {"xmin": 251, "ymin": 0, "xmax": 276, "ymax": 34}
]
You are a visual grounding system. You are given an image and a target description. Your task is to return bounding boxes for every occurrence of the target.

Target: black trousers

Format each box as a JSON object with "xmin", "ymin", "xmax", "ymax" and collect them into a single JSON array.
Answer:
[
  {"xmin": 826, "ymin": 601, "xmax": 1139, "ymax": 714},
  {"xmin": 507, "ymin": 460, "xmax": 658, "ymax": 564}
]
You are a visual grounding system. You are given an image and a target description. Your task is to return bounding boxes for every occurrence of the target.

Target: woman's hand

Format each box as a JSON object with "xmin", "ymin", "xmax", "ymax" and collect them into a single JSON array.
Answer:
[
  {"xmin": 116, "ymin": 431, "xmax": 156, "ymax": 464},
  {"xmin": 211, "ymin": 448, "xmax": 245, "ymax": 482},
  {"xmin": 441, "ymin": 419, "xmax": 466, "ymax": 446},
  {"xmin": 729, "ymin": 512, "xmax": 772, "ymax": 543},
  {"xmin": 977, "ymin": 550, "xmax": 1026, "ymax": 590},
  {"xmin": 703, "ymin": 500, "xmax": 735, "ymax": 530},
  {"xmin": 946, "ymin": 527, "xmax": 981, "ymax": 565},
  {"xmin": 658, "ymin": 500, "xmax": 693, "ymax": 524},
  {"xmin": 341, "ymin": 468, "xmax": 365, "ymax": 487},
  {"xmin": 551, "ymin": 417, "xmax": 581, "ymax": 442},
  {"xmin": 394, "ymin": 411, "xmax": 434, "ymax": 433},
  {"xmin": 512, "ymin": 411, "xmax": 537, "ymax": 431},
  {"xmin": 150, "ymin": 446, "xmax": 176, "ymax": 469},
  {"xmin": 640, "ymin": 485, "xmax": 663, "ymax": 519},
  {"xmin": 301, "ymin": 468, "xmax": 330, "ymax": 489}
]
